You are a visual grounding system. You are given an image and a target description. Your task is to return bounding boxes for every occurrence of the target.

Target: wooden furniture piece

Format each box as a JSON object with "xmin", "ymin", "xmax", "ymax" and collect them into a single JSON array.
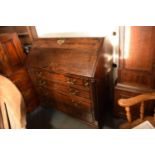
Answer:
[
  {"xmin": 115, "ymin": 26, "xmax": 155, "ymax": 118},
  {"xmin": 26, "ymin": 37, "xmax": 113, "ymax": 128},
  {"xmin": 0, "ymin": 33, "xmax": 38, "ymax": 112},
  {"xmin": 0, "ymin": 75, "xmax": 26, "ymax": 129},
  {"xmin": 118, "ymin": 92, "xmax": 155, "ymax": 129},
  {"xmin": 0, "ymin": 26, "xmax": 38, "ymax": 54}
]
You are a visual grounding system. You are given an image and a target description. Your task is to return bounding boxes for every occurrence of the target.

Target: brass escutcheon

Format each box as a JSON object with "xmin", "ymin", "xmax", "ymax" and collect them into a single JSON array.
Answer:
[{"xmin": 57, "ymin": 39, "xmax": 65, "ymax": 45}]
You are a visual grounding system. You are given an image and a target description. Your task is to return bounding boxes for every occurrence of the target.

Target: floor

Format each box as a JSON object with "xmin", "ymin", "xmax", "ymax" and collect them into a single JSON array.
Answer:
[{"xmin": 26, "ymin": 106, "xmax": 125, "ymax": 129}]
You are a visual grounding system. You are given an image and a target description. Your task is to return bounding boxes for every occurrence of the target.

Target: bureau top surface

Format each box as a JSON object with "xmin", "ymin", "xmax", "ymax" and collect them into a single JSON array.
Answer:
[{"xmin": 26, "ymin": 38, "xmax": 104, "ymax": 77}]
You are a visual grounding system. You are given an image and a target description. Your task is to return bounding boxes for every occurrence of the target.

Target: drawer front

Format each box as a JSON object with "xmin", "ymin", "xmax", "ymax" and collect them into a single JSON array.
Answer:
[
  {"xmin": 28, "ymin": 68, "xmax": 90, "ymax": 90},
  {"xmin": 28, "ymin": 67, "xmax": 96, "ymax": 123},
  {"xmin": 37, "ymin": 87, "xmax": 92, "ymax": 109},
  {"xmin": 38, "ymin": 93, "xmax": 95, "ymax": 124},
  {"xmin": 33, "ymin": 78, "xmax": 91, "ymax": 100}
]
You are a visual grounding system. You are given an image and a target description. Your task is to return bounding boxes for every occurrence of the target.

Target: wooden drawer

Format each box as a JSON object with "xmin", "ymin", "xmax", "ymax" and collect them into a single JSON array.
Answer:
[
  {"xmin": 33, "ymin": 78, "xmax": 90, "ymax": 100},
  {"xmin": 28, "ymin": 68, "xmax": 90, "ymax": 90},
  {"xmin": 36, "ymin": 87, "xmax": 92, "ymax": 109},
  {"xmin": 39, "ymin": 96, "xmax": 96, "ymax": 124}
]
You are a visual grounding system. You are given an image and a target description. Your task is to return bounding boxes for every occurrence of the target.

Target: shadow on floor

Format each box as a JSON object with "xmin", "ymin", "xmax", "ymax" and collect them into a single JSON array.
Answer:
[
  {"xmin": 26, "ymin": 106, "xmax": 95, "ymax": 129},
  {"xmin": 26, "ymin": 106, "xmax": 54, "ymax": 129},
  {"xmin": 26, "ymin": 106, "xmax": 126, "ymax": 129}
]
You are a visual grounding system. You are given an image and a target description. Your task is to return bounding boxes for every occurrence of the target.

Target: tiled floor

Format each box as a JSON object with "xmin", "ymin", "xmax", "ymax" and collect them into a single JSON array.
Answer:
[{"xmin": 26, "ymin": 106, "xmax": 125, "ymax": 129}]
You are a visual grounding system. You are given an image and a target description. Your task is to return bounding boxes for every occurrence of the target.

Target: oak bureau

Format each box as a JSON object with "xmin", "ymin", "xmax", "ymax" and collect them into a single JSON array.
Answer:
[{"xmin": 26, "ymin": 37, "xmax": 113, "ymax": 128}]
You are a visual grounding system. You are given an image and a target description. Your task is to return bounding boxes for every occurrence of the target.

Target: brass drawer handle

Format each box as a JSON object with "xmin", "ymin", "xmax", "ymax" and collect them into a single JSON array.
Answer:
[
  {"xmin": 84, "ymin": 81, "xmax": 89, "ymax": 87},
  {"xmin": 33, "ymin": 69, "xmax": 41, "ymax": 74},
  {"xmin": 38, "ymin": 80, "xmax": 46, "ymax": 86},
  {"xmin": 72, "ymin": 79, "xmax": 76, "ymax": 83},
  {"xmin": 69, "ymin": 89, "xmax": 79, "ymax": 95},
  {"xmin": 71, "ymin": 100, "xmax": 81, "ymax": 107},
  {"xmin": 67, "ymin": 78, "xmax": 76, "ymax": 85},
  {"xmin": 67, "ymin": 81, "xmax": 73, "ymax": 84}
]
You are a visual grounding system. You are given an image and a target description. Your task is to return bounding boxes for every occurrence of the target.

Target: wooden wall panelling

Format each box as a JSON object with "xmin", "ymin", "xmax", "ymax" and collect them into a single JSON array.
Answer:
[
  {"xmin": 0, "ymin": 26, "xmax": 38, "ymax": 54},
  {"xmin": 0, "ymin": 33, "xmax": 39, "ymax": 112},
  {"xmin": 115, "ymin": 26, "xmax": 155, "ymax": 118}
]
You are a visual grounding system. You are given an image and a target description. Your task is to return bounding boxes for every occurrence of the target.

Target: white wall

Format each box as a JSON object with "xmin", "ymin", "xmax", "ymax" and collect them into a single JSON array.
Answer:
[{"xmin": 35, "ymin": 25, "xmax": 117, "ymax": 38}]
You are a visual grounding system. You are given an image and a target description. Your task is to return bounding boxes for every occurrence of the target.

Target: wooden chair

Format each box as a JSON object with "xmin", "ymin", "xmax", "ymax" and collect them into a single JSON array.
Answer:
[
  {"xmin": 0, "ymin": 75, "xmax": 26, "ymax": 129},
  {"xmin": 0, "ymin": 102, "xmax": 12, "ymax": 129},
  {"xmin": 118, "ymin": 92, "xmax": 155, "ymax": 129}
]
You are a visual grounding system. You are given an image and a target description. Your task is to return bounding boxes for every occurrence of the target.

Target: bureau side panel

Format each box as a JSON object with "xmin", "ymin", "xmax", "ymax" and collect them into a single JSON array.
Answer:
[{"xmin": 94, "ymin": 37, "xmax": 113, "ymax": 128}]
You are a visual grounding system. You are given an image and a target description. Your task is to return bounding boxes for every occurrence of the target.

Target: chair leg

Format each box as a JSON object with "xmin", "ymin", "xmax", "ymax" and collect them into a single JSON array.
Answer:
[{"xmin": 125, "ymin": 107, "xmax": 132, "ymax": 123}]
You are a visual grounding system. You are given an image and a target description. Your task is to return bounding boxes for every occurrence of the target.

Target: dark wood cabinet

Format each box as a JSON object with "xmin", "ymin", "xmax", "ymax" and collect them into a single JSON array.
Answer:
[
  {"xmin": 0, "ymin": 26, "xmax": 37, "ymax": 45},
  {"xmin": 0, "ymin": 33, "xmax": 26, "ymax": 75},
  {"xmin": 0, "ymin": 26, "xmax": 38, "ymax": 54},
  {"xmin": 0, "ymin": 33, "xmax": 38, "ymax": 112},
  {"xmin": 26, "ymin": 37, "xmax": 113, "ymax": 128},
  {"xmin": 115, "ymin": 26, "xmax": 155, "ymax": 118}
]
